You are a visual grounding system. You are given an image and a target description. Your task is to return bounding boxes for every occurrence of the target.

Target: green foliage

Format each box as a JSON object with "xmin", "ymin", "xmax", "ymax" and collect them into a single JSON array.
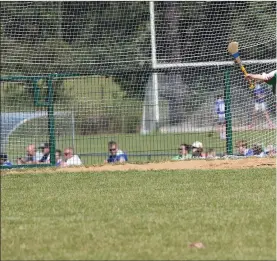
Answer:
[
  {"xmin": 75, "ymin": 99, "xmax": 142, "ymax": 135},
  {"xmin": 1, "ymin": 77, "xmax": 73, "ymax": 112},
  {"xmin": 1, "ymin": 2, "xmax": 276, "ymax": 98},
  {"xmin": 1, "ymin": 82, "xmax": 34, "ymax": 110},
  {"xmin": 231, "ymin": 2, "xmax": 276, "ymax": 59},
  {"xmin": 112, "ymin": 65, "xmax": 151, "ymax": 99}
]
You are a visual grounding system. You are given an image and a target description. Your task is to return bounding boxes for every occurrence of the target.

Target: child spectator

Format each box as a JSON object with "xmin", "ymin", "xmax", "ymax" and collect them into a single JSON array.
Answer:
[
  {"xmin": 105, "ymin": 141, "xmax": 128, "ymax": 163},
  {"xmin": 235, "ymin": 140, "xmax": 254, "ymax": 156},
  {"xmin": 206, "ymin": 148, "xmax": 217, "ymax": 159},
  {"xmin": 172, "ymin": 144, "xmax": 192, "ymax": 160},
  {"xmin": 0, "ymin": 153, "xmax": 12, "ymax": 166},
  {"xmin": 191, "ymin": 141, "xmax": 205, "ymax": 158},
  {"xmin": 55, "ymin": 149, "xmax": 63, "ymax": 167},
  {"xmin": 252, "ymin": 144, "xmax": 266, "ymax": 157},
  {"xmin": 265, "ymin": 145, "xmax": 276, "ymax": 157}
]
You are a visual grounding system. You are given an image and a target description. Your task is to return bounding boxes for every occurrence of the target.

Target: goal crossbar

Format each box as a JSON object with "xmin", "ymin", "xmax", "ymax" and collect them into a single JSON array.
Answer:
[{"xmin": 154, "ymin": 59, "xmax": 276, "ymax": 69}]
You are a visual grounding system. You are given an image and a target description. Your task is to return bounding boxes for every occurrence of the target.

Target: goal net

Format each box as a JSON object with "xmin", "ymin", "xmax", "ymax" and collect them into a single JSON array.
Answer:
[
  {"xmin": 143, "ymin": 1, "xmax": 276, "ymax": 155},
  {"xmin": 1, "ymin": 1, "xmax": 276, "ymax": 165}
]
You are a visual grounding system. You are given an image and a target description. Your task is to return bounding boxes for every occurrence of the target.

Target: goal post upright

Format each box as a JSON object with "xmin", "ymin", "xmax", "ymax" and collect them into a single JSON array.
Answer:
[
  {"xmin": 149, "ymin": 1, "xmax": 159, "ymax": 131},
  {"xmin": 46, "ymin": 77, "xmax": 56, "ymax": 166},
  {"xmin": 224, "ymin": 69, "xmax": 233, "ymax": 155}
]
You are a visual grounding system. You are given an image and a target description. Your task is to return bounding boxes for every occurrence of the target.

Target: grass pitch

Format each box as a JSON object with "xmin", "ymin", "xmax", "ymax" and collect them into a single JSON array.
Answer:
[{"xmin": 1, "ymin": 168, "xmax": 275, "ymax": 260}]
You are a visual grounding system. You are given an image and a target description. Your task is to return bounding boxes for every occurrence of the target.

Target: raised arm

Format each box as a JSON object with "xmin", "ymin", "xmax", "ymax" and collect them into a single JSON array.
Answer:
[
  {"xmin": 245, "ymin": 73, "xmax": 265, "ymax": 82},
  {"xmin": 246, "ymin": 70, "xmax": 277, "ymax": 82}
]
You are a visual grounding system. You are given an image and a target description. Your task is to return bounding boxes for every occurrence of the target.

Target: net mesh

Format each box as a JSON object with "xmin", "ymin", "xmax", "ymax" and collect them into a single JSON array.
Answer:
[{"xmin": 1, "ymin": 1, "xmax": 276, "ymax": 165}]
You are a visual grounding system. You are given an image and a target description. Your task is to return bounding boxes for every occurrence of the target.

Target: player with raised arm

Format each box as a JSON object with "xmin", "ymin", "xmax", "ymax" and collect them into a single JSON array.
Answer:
[
  {"xmin": 245, "ymin": 70, "xmax": 276, "ymax": 95},
  {"xmin": 228, "ymin": 41, "xmax": 276, "ymax": 94}
]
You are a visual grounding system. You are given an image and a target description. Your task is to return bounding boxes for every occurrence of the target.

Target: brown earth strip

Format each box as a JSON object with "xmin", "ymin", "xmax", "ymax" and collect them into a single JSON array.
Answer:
[{"xmin": 2, "ymin": 157, "xmax": 276, "ymax": 176}]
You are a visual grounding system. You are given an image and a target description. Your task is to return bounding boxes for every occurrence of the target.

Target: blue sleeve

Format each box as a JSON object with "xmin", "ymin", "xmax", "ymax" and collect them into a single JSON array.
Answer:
[
  {"xmin": 3, "ymin": 162, "xmax": 12, "ymax": 166},
  {"xmin": 120, "ymin": 153, "xmax": 128, "ymax": 161},
  {"xmin": 116, "ymin": 154, "xmax": 128, "ymax": 162},
  {"xmin": 246, "ymin": 149, "xmax": 254, "ymax": 156},
  {"xmin": 56, "ymin": 162, "xmax": 61, "ymax": 167}
]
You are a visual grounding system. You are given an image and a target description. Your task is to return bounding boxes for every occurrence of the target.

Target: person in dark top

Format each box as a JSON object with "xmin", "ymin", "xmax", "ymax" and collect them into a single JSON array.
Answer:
[
  {"xmin": 0, "ymin": 153, "xmax": 12, "ymax": 166},
  {"xmin": 38, "ymin": 143, "xmax": 50, "ymax": 163}
]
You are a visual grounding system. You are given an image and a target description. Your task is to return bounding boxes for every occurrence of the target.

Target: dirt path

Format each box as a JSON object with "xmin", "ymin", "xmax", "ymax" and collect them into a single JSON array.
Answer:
[{"xmin": 2, "ymin": 157, "xmax": 276, "ymax": 175}]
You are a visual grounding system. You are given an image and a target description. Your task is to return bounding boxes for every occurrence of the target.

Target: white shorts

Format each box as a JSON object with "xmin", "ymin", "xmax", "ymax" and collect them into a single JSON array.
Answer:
[
  {"xmin": 218, "ymin": 114, "xmax": 225, "ymax": 124},
  {"xmin": 255, "ymin": 103, "xmax": 266, "ymax": 112}
]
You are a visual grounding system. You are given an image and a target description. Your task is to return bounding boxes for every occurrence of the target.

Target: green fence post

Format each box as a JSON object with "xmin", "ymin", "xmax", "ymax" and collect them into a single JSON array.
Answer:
[
  {"xmin": 47, "ymin": 76, "xmax": 56, "ymax": 165},
  {"xmin": 224, "ymin": 69, "xmax": 233, "ymax": 155}
]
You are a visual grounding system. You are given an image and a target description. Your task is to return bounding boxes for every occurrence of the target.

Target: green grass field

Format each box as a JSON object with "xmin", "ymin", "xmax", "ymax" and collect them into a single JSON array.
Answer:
[{"xmin": 1, "ymin": 168, "xmax": 275, "ymax": 260}]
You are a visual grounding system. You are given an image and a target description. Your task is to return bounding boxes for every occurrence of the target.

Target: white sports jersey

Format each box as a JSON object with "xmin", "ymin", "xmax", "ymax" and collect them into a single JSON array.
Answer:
[
  {"xmin": 215, "ymin": 98, "xmax": 225, "ymax": 115},
  {"xmin": 262, "ymin": 70, "xmax": 277, "ymax": 81}
]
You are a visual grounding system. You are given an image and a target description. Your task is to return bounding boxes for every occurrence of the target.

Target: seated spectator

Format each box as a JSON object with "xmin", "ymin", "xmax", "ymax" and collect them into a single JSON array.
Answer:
[
  {"xmin": 60, "ymin": 147, "xmax": 82, "ymax": 167},
  {"xmin": 55, "ymin": 149, "xmax": 63, "ymax": 167},
  {"xmin": 172, "ymin": 144, "xmax": 192, "ymax": 160},
  {"xmin": 265, "ymin": 145, "xmax": 276, "ymax": 157},
  {"xmin": 235, "ymin": 140, "xmax": 254, "ymax": 156},
  {"xmin": 252, "ymin": 144, "xmax": 266, "ymax": 157},
  {"xmin": 0, "ymin": 153, "xmax": 12, "ymax": 166},
  {"xmin": 191, "ymin": 141, "xmax": 206, "ymax": 158},
  {"xmin": 17, "ymin": 144, "xmax": 43, "ymax": 164},
  {"xmin": 38, "ymin": 143, "xmax": 50, "ymax": 163},
  {"xmin": 206, "ymin": 148, "xmax": 217, "ymax": 159},
  {"xmin": 105, "ymin": 141, "xmax": 128, "ymax": 163}
]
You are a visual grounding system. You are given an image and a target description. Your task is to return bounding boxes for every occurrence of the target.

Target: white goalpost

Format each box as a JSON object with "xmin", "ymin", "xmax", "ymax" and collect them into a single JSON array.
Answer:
[{"xmin": 141, "ymin": 1, "xmax": 160, "ymax": 135}]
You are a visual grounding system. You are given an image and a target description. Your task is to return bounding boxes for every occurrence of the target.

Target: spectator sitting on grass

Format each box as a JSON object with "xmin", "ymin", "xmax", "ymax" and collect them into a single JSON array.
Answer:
[
  {"xmin": 0, "ymin": 153, "xmax": 12, "ymax": 166},
  {"xmin": 55, "ymin": 149, "xmax": 63, "ymax": 167},
  {"xmin": 252, "ymin": 144, "xmax": 266, "ymax": 157},
  {"xmin": 38, "ymin": 143, "xmax": 50, "ymax": 163},
  {"xmin": 191, "ymin": 141, "xmax": 206, "ymax": 158},
  {"xmin": 172, "ymin": 144, "xmax": 192, "ymax": 160},
  {"xmin": 235, "ymin": 140, "xmax": 254, "ymax": 157},
  {"xmin": 16, "ymin": 144, "xmax": 43, "ymax": 164},
  {"xmin": 264, "ymin": 145, "xmax": 276, "ymax": 157},
  {"xmin": 60, "ymin": 147, "xmax": 82, "ymax": 167},
  {"xmin": 206, "ymin": 148, "xmax": 217, "ymax": 159},
  {"xmin": 105, "ymin": 141, "xmax": 128, "ymax": 163}
]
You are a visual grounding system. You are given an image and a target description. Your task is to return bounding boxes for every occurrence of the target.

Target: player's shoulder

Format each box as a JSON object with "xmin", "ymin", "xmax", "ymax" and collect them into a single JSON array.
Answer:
[{"xmin": 116, "ymin": 149, "xmax": 126, "ymax": 155}]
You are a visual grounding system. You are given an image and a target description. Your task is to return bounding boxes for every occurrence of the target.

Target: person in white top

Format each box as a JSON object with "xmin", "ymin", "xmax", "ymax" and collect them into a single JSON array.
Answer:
[
  {"xmin": 60, "ymin": 147, "xmax": 82, "ymax": 167},
  {"xmin": 215, "ymin": 95, "xmax": 226, "ymax": 140}
]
